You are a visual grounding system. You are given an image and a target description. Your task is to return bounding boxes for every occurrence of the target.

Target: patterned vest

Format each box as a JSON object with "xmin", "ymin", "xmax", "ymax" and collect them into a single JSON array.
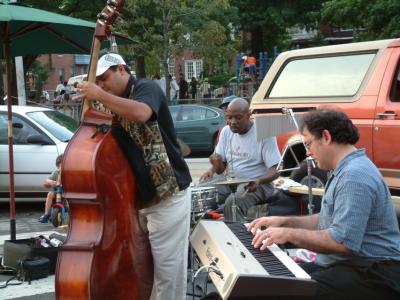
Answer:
[{"xmin": 120, "ymin": 83, "xmax": 178, "ymax": 206}]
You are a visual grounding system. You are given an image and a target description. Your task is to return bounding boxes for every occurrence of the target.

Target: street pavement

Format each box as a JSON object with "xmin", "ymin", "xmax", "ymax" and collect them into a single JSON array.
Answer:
[{"xmin": 0, "ymin": 158, "xmax": 210, "ymax": 299}]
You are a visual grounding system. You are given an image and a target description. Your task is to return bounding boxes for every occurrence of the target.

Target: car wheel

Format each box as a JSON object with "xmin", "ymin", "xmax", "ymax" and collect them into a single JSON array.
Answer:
[{"xmin": 290, "ymin": 160, "xmax": 328, "ymax": 214}]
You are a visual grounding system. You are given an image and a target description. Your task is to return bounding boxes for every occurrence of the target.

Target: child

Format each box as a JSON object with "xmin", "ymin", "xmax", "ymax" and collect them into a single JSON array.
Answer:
[{"xmin": 38, "ymin": 154, "xmax": 63, "ymax": 223}]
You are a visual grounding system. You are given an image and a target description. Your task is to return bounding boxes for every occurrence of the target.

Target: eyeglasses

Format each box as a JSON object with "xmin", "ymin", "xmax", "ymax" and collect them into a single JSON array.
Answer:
[{"xmin": 304, "ymin": 137, "xmax": 318, "ymax": 150}]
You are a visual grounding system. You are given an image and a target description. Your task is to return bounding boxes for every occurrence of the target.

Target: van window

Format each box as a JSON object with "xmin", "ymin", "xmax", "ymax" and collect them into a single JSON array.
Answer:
[
  {"xmin": 390, "ymin": 60, "xmax": 400, "ymax": 102},
  {"xmin": 268, "ymin": 53, "xmax": 375, "ymax": 98}
]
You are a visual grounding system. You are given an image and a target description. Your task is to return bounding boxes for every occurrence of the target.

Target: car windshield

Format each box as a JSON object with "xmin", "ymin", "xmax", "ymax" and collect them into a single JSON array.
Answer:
[{"xmin": 27, "ymin": 110, "xmax": 78, "ymax": 142}]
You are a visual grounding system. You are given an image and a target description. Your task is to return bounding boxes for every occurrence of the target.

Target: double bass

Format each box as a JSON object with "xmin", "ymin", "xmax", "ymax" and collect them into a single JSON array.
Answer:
[{"xmin": 55, "ymin": 1, "xmax": 153, "ymax": 299}]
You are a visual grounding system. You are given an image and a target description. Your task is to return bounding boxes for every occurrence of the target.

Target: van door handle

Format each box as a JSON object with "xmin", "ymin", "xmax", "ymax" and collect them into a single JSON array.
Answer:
[{"xmin": 377, "ymin": 111, "xmax": 397, "ymax": 119}]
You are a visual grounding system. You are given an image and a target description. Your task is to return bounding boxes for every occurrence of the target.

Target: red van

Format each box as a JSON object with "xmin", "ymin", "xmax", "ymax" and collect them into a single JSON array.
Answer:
[{"xmin": 250, "ymin": 38, "xmax": 400, "ymax": 194}]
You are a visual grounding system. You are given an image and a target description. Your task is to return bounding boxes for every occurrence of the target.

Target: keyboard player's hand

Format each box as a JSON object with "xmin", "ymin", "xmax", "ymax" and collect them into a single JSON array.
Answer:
[
  {"xmin": 247, "ymin": 216, "xmax": 284, "ymax": 235},
  {"xmin": 252, "ymin": 227, "xmax": 292, "ymax": 251}
]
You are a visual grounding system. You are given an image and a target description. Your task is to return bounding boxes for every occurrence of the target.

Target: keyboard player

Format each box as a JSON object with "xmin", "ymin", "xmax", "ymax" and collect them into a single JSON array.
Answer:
[{"xmin": 249, "ymin": 110, "xmax": 400, "ymax": 299}]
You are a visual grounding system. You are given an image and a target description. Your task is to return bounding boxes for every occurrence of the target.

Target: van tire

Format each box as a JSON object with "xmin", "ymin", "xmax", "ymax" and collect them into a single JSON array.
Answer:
[{"xmin": 290, "ymin": 160, "xmax": 327, "ymax": 187}]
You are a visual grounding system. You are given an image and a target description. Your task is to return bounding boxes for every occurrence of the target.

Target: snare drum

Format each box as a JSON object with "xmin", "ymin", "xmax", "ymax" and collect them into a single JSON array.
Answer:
[{"xmin": 191, "ymin": 186, "xmax": 218, "ymax": 213}]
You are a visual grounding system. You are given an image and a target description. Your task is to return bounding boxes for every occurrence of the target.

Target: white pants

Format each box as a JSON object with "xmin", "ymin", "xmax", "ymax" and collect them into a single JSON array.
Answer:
[{"xmin": 139, "ymin": 187, "xmax": 191, "ymax": 300}]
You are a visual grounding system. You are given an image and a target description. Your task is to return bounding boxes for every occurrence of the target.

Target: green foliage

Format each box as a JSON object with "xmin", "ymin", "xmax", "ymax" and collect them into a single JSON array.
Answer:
[
  {"xmin": 229, "ymin": 0, "xmax": 325, "ymax": 53},
  {"xmin": 145, "ymin": 56, "xmax": 162, "ymax": 78},
  {"xmin": 27, "ymin": 60, "xmax": 50, "ymax": 99},
  {"xmin": 21, "ymin": 0, "xmax": 64, "ymax": 13},
  {"xmin": 321, "ymin": 0, "xmax": 400, "ymax": 41},
  {"xmin": 192, "ymin": 20, "xmax": 236, "ymax": 73},
  {"xmin": 207, "ymin": 73, "xmax": 234, "ymax": 86},
  {"xmin": 116, "ymin": 0, "xmax": 239, "ymax": 94},
  {"xmin": 57, "ymin": 0, "xmax": 104, "ymax": 21}
]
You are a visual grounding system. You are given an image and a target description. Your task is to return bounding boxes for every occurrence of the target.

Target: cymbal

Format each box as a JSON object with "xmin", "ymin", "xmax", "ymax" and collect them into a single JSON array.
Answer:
[{"xmin": 212, "ymin": 177, "xmax": 252, "ymax": 186}]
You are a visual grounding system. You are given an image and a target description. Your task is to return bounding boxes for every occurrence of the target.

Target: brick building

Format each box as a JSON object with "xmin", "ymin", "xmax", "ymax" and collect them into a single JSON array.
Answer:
[
  {"xmin": 168, "ymin": 49, "xmax": 203, "ymax": 82},
  {"xmin": 37, "ymin": 54, "xmax": 89, "ymax": 92}
]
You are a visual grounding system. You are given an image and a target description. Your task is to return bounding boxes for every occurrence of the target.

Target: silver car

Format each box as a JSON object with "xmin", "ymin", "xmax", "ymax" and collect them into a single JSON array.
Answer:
[{"xmin": 0, "ymin": 106, "xmax": 77, "ymax": 202}]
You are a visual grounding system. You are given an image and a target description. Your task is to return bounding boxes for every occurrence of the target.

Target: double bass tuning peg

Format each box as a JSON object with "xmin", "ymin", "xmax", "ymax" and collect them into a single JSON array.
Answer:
[
  {"xmin": 97, "ymin": 12, "xmax": 108, "ymax": 26},
  {"xmin": 107, "ymin": 0, "xmax": 118, "ymax": 7}
]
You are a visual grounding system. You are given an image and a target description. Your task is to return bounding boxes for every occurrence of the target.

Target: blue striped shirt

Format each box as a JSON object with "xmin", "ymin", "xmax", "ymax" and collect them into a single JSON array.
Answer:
[{"xmin": 315, "ymin": 149, "xmax": 400, "ymax": 267}]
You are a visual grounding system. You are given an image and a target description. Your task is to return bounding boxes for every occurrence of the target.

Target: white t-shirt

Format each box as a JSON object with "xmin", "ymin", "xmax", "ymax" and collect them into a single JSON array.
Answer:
[
  {"xmin": 55, "ymin": 83, "xmax": 64, "ymax": 93},
  {"xmin": 215, "ymin": 124, "xmax": 281, "ymax": 180},
  {"xmin": 170, "ymin": 79, "xmax": 179, "ymax": 99}
]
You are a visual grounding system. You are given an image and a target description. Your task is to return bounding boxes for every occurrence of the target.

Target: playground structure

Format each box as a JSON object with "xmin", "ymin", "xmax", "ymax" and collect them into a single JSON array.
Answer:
[{"xmin": 230, "ymin": 47, "xmax": 280, "ymax": 99}]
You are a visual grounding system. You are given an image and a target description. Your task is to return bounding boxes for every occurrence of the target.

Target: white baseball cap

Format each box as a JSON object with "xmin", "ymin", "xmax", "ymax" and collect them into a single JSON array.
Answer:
[{"xmin": 96, "ymin": 53, "xmax": 127, "ymax": 77}]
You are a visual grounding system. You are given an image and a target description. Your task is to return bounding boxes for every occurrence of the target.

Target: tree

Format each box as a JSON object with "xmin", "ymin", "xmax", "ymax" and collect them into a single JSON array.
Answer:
[
  {"xmin": 121, "ymin": 0, "xmax": 237, "ymax": 100},
  {"xmin": 26, "ymin": 61, "xmax": 51, "ymax": 100},
  {"xmin": 59, "ymin": 0, "xmax": 104, "ymax": 21},
  {"xmin": 192, "ymin": 20, "xmax": 236, "ymax": 76},
  {"xmin": 321, "ymin": 0, "xmax": 400, "ymax": 41},
  {"xmin": 186, "ymin": 1, "xmax": 239, "ymax": 76},
  {"xmin": 229, "ymin": 0, "xmax": 325, "ymax": 54},
  {"xmin": 20, "ymin": 0, "xmax": 240, "ymax": 102},
  {"xmin": 23, "ymin": 0, "xmax": 64, "ymax": 14}
]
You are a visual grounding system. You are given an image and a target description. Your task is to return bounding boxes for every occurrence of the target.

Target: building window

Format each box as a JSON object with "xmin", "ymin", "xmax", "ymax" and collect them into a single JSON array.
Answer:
[
  {"xmin": 185, "ymin": 60, "xmax": 203, "ymax": 81},
  {"xmin": 168, "ymin": 56, "xmax": 176, "ymax": 77}
]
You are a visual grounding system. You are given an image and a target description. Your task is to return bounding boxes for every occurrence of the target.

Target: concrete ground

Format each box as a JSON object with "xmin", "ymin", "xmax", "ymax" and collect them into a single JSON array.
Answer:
[{"xmin": 0, "ymin": 158, "xmax": 211, "ymax": 299}]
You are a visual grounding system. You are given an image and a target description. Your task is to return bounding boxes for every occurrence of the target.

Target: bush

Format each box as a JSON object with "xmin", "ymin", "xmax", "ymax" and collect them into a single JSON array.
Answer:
[{"xmin": 207, "ymin": 74, "xmax": 234, "ymax": 86}]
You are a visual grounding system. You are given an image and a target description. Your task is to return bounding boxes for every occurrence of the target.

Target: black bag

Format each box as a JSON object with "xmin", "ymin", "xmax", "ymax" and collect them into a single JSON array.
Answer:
[
  {"xmin": 17, "ymin": 256, "xmax": 50, "ymax": 284},
  {"xmin": 3, "ymin": 238, "xmax": 59, "ymax": 273}
]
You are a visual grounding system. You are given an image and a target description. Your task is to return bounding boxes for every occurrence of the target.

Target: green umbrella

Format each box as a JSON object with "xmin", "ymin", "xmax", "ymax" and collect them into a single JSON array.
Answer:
[
  {"xmin": 0, "ymin": 0, "xmax": 132, "ymax": 240},
  {"xmin": 0, "ymin": 1, "xmax": 132, "ymax": 56}
]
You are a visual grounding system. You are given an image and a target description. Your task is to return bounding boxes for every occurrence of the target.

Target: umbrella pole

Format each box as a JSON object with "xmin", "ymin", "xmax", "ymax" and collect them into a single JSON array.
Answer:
[{"xmin": 4, "ymin": 26, "xmax": 16, "ymax": 241}]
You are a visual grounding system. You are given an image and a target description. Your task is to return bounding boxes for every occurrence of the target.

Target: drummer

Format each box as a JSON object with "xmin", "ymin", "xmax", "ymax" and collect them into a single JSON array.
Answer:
[{"xmin": 201, "ymin": 98, "xmax": 281, "ymax": 221}]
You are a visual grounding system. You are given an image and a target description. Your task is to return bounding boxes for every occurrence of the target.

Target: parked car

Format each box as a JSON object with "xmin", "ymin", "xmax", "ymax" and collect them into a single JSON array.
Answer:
[
  {"xmin": 0, "ymin": 106, "xmax": 78, "ymax": 202},
  {"xmin": 251, "ymin": 38, "xmax": 400, "ymax": 193},
  {"xmin": 168, "ymin": 104, "xmax": 225, "ymax": 153}
]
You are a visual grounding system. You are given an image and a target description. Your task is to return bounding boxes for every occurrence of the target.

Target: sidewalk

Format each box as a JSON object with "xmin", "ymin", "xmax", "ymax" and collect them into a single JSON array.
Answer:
[{"xmin": 0, "ymin": 158, "xmax": 209, "ymax": 299}]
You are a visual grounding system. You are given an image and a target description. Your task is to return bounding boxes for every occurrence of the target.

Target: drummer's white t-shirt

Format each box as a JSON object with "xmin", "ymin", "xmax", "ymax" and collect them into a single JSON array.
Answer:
[{"xmin": 215, "ymin": 124, "xmax": 281, "ymax": 180}]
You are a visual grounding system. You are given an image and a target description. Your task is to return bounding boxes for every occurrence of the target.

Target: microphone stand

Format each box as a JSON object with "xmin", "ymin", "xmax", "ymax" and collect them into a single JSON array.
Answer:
[
  {"xmin": 230, "ymin": 184, "xmax": 238, "ymax": 222},
  {"xmin": 306, "ymin": 157, "xmax": 314, "ymax": 215}
]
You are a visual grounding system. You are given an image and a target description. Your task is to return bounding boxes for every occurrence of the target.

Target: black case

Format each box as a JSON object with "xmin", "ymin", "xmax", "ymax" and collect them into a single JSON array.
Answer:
[
  {"xmin": 20, "ymin": 257, "xmax": 50, "ymax": 283},
  {"xmin": 3, "ymin": 238, "xmax": 59, "ymax": 273}
]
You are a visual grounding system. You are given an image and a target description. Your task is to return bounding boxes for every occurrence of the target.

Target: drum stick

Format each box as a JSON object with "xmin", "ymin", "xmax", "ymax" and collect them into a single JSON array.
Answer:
[{"xmin": 241, "ymin": 188, "xmax": 249, "ymax": 197}]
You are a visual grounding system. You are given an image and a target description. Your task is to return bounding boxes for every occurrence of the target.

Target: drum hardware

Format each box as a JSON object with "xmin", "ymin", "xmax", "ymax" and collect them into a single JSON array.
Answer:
[
  {"xmin": 212, "ymin": 177, "xmax": 251, "ymax": 222},
  {"xmin": 191, "ymin": 186, "xmax": 218, "ymax": 214},
  {"xmin": 188, "ymin": 185, "xmax": 220, "ymax": 299}
]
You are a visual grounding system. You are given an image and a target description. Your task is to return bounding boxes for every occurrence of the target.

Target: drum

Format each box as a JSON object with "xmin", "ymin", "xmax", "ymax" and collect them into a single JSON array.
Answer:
[{"xmin": 191, "ymin": 186, "xmax": 218, "ymax": 213}]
